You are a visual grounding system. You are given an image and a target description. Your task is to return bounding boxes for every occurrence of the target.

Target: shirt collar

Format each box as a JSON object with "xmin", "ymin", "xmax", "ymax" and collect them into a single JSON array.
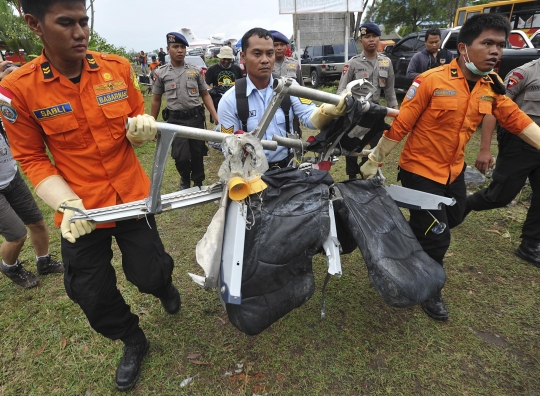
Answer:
[{"xmin": 245, "ymin": 74, "xmax": 273, "ymax": 97}]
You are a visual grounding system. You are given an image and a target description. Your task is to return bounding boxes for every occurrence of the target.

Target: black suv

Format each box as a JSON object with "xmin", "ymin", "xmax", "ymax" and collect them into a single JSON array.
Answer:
[{"xmin": 300, "ymin": 40, "xmax": 359, "ymax": 88}]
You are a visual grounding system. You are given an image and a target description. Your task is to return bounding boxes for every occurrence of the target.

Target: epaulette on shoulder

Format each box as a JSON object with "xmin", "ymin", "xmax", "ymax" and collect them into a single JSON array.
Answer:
[
  {"xmin": 422, "ymin": 65, "xmax": 445, "ymax": 78},
  {"xmin": 87, "ymin": 51, "xmax": 128, "ymax": 65},
  {"xmin": 157, "ymin": 63, "xmax": 168, "ymax": 69},
  {"xmin": 1, "ymin": 60, "xmax": 37, "ymax": 84},
  {"xmin": 350, "ymin": 54, "xmax": 360, "ymax": 60}
]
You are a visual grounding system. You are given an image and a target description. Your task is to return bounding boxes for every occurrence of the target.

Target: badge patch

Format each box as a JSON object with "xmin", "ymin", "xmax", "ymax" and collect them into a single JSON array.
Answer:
[
  {"xmin": 0, "ymin": 102, "xmax": 17, "ymax": 123},
  {"xmin": 249, "ymin": 110, "xmax": 256, "ymax": 117},
  {"xmin": 480, "ymin": 95, "xmax": 494, "ymax": 102},
  {"xmin": 191, "ymin": 88, "xmax": 197, "ymax": 94},
  {"xmin": 378, "ymin": 59, "xmax": 389, "ymax": 67},
  {"xmin": 33, "ymin": 103, "xmax": 73, "ymax": 120},
  {"xmin": 103, "ymin": 72, "xmax": 113, "ymax": 81},
  {"xmin": 405, "ymin": 86, "xmax": 417, "ymax": 100},
  {"xmin": 440, "ymin": 58, "xmax": 446, "ymax": 64},
  {"xmin": 450, "ymin": 69, "xmax": 458, "ymax": 77},
  {"xmin": 96, "ymin": 89, "xmax": 128, "ymax": 105},
  {"xmin": 221, "ymin": 125, "xmax": 233, "ymax": 134},
  {"xmin": 131, "ymin": 68, "xmax": 140, "ymax": 91},
  {"xmin": 299, "ymin": 98, "xmax": 312, "ymax": 105},
  {"xmin": 512, "ymin": 71, "xmax": 524, "ymax": 80},
  {"xmin": 434, "ymin": 89, "xmax": 457, "ymax": 96},
  {"xmin": 506, "ymin": 77, "xmax": 519, "ymax": 89},
  {"xmin": 412, "ymin": 79, "xmax": 421, "ymax": 88},
  {"xmin": 343, "ymin": 65, "xmax": 349, "ymax": 75},
  {"xmin": 93, "ymin": 80, "xmax": 127, "ymax": 93}
]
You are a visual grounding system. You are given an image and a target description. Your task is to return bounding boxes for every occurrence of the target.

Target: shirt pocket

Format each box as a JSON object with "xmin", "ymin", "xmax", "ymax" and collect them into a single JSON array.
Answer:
[
  {"xmin": 101, "ymin": 100, "xmax": 132, "ymax": 139},
  {"xmin": 40, "ymin": 114, "xmax": 85, "ymax": 150},
  {"xmin": 187, "ymin": 80, "xmax": 199, "ymax": 97},
  {"xmin": 379, "ymin": 69, "xmax": 388, "ymax": 87},
  {"xmin": 164, "ymin": 81, "xmax": 177, "ymax": 100},
  {"xmin": 523, "ymin": 90, "xmax": 540, "ymax": 117},
  {"xmin": 428, "ymin": 97, "xmax": 458, "ymax": 128},
  {"xmin": 478, "ymin": 100, "xmax": 493, "ymax": 115}
]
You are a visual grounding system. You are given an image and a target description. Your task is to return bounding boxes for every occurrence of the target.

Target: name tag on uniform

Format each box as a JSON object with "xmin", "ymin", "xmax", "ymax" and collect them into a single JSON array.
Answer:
[
  {"xmin": 480, "ymin": 95, "xmax": 495, "ymax": 102},
  {"xmin": 433, "ymin": 89, "xmax": 457, "ymax": 96},
  {"xmin": 33, "ymin": 103, "xmax": 73, "ymax": 119},
  {"xmin": 96, "ymin": 89, "xmax": 128, "ymax": 106}
]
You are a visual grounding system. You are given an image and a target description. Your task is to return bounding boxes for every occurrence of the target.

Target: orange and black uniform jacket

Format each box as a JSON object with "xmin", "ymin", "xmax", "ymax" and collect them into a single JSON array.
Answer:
[
  {"xmin": 0, "ymin": 51, "xmax": 149, "ymax": 227},
  {"xmin": 386, "ymin": 59, "xmax": 534, "ymax": 184}
]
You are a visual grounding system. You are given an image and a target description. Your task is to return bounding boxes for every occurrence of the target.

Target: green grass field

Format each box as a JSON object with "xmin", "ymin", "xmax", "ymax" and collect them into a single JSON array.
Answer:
[{"xmin": 0, "ymin": 92, "xmax": 539, "ymax": 395}]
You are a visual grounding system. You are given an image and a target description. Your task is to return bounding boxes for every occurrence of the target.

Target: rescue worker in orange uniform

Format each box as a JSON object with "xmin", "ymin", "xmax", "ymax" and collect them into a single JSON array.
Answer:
[
  {"xmin": 360, "ymin": 14, "xmax": 540, "ymax": 321},
  {"xmin": 0, "ymin": 0, "xmax": 180, "ymax": 391}
]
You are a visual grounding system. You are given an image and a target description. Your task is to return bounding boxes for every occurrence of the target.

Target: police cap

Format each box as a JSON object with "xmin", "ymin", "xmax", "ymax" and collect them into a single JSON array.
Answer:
[
  {"xmin": 167, "ymin": 32, "xmax": 189, "ymax": 46},
  {"xmin": 269, "ymin": 30, "xmax": 289, "ymax": 44},
  {"xmin": 359, "ymin": 23, "xmax": 381, "ymax": 37}
]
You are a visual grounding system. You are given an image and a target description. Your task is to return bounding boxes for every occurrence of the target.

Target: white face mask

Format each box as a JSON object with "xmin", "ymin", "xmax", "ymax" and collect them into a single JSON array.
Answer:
[{"xmin": 463, "ymin": 46, "xmax": 493, "ymax": 76}]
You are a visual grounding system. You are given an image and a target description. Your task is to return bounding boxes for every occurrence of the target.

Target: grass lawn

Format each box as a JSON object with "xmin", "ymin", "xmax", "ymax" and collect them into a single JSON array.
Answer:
[{"xmin": 0, "ymin": 92, "xmax": 539, "ymax": 395}]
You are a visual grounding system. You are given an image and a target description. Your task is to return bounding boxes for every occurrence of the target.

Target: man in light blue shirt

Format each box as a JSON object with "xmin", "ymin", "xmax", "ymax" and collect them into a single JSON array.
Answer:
[{"xmin": 218, "ymin": 27, "xmax": 346, "ymax": 166}]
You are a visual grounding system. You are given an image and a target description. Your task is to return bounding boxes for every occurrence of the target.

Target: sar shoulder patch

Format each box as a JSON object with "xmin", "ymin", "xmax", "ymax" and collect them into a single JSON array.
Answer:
[
  {"xmin": 0, "ymin": 102, "xmax": 17, "ymax": 123},
  {"xmin": 131, "ymin": 67, "xmax": 141, "ymax": 91},
  {"xmin": 299, "ymin": 97, "xmax": 312, "ymax": 105},
  {"xmin": 343, "ymin": 64, "xmax": 349, "ymax": 75},
  {"xmin": 405, "ymin": 86, "xmax": 417, "ymax": 100}
]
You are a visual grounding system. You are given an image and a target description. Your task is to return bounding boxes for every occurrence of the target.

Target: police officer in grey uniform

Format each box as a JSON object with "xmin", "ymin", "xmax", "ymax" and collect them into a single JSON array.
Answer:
[
  {"xmin": 151, "ymin": 32, "xmax": 218, "ymax": 190},
  {"xmin": 271, "ymin": 30, "xmax": 304, "ymax": 85},
  {"xmin": 271, "ymin": 30, "xmax": 304, "ymax": 136},
  {"xmin": 337, "ymin": 23, "xmax": 398, "ymax": 179},
  {"xmin": 466, "ymin": 58, "xmax": 540, "ymax": 267}
]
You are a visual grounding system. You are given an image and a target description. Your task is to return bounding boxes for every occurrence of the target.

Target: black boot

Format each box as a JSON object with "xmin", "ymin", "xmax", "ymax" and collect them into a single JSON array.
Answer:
[
  {"xmin": 180, "ymin": 178, "xmax": 190, "ymax": 190},
  {"xmin": 421, "ymin": 291, "xmax": 449, "ymax": 321},
  {"xmin": 116, "ymin": 328, "xmax": 149, "ymax": 391},
  {"xmin": 36, "ymin": 254, "xmax": 64, "ymax": 275},
  {"xmin": 159, "ymin": 283, "xmax": 181, "ymax": 314},
  {"xmin": 515, "ymin": 239, "xmax": 540, "ymax": 267}
]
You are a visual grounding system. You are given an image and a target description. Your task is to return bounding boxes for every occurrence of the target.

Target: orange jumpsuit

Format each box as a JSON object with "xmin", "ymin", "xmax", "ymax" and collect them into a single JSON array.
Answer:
[
  {"xmin": 386, "ymin": 59, "xmax": 533, "ymax": 184},
  {"xmin": 0, "ymin": 51, "xmax": 149, "ymax": 227}
]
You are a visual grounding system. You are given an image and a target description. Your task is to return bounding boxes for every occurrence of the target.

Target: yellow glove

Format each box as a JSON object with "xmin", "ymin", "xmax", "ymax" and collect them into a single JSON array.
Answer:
[
  {"xmin": 519, "ymin": 122, "xmax": 540, "ymax": 149},
  {"xmin": 60, "ymin": 199, "xmax": 96, "ymax": 243},
  {"xmin": 309, "ymin": 94, "xmax": 348, "ymax": 129},
  {"xmin": 35, "ymin": 175, "xmax": 96, "ymax": 243},
  {"xmin": 360, "ymin": 135, "xmax": 399, "ymax": 179},
  {"xmin": 127, "ymin": 114, "xmax": 157, "ymax": 146}
]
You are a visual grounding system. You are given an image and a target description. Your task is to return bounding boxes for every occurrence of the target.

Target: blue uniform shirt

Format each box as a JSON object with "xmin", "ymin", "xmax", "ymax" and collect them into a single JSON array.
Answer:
[{"xmin": 218, "ymin": 75, "xmax": 317, "ymax": 162}]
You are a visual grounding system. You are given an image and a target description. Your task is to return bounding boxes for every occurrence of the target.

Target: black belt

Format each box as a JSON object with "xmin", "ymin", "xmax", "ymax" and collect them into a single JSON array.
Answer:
[{"xmin": 169, "ymin": 106, "xmax": 203, "ymax": 119}]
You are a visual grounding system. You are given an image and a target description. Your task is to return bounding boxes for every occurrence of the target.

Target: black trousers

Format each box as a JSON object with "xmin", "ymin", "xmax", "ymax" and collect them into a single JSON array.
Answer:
[
  {"xmin": 466, "ymin": 134, "xmax": 540, "ymax": 242},
  {"xmin": 399, "ymin": 167, "xmax": 467, "ymax": 265},
  {"xmin": 169, "ymin": 115, "xmax": 207, "ymax": 184},
  {"xmin": 346, "ymin": 128, "xmax": 384, "ymax": 176},
  {"xmin": 61, "ymin": 216, "xmax": 174, "ymax": 340}
]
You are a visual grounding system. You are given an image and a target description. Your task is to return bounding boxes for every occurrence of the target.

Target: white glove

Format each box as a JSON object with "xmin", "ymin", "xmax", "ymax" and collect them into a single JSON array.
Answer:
[
  {"xmin": 35, "ymin": 175, "xmax": 96, "ymax": 243},
  {"xmin": 519, "ymin": 122, "xmax": 540, "ymax": 149},
  {"xmin": 309, "ymin": 94, "xmax": 349, "ymax": 129},
  {"xmin": 60, "ymin": 199, "xmax": 96, "ymax": 243},
  {"xmin": 127, "ymin": 114, "xmax": 157, "ymax": 146},
  {"xmin": 360, "ymin": 135, "xmax": 399, "ymax": 179}
]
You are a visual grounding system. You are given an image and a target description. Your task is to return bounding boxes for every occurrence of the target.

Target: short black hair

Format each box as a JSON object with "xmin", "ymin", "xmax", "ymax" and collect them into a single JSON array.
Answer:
[
  {"xmin": 425, "ymin": 28, "xmax": 441, "ymax": 41},
  {"xmin": 458, "ymin": 13, "xmax": 510, "ymax": 46},
  {"xmin": 241, "ymin": 28, "xmax": 273, "ymax": 53},
  {"xmin": 20, "ymin": 0, "xmax": 86, "ymax": 21}
]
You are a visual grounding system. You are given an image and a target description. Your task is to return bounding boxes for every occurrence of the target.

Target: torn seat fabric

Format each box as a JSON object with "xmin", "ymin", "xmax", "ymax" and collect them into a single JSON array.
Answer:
[
  {"xmin": 225, "ymin": 168, "xmax": 333, "ymax": 335},
  {"xmin": 332, "ymin": 178, "xmax": 446, "ymax": 307}
]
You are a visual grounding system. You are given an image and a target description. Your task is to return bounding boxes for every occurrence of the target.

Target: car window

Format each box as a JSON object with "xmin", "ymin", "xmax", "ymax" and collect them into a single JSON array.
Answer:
[
  {"xmin": 305, "ymin": 46, "xmax": 314, "ymax": 58},
  {"xmin": 414, "ymin": 36, "xmax": 425, "ymax": 51},
  {"xmin": 444, "ymin": 32, "xmax": 458, "ymax": 51},
  {"xmin": 532, "ymin": 33, "xmax": 540, "ymax": 48},
  {"xmin": 393, "ymin": 36, "xmax": 418, "ymax": 52},
  {"xmin": 313, "ymin": 46, "xmax": 323, "ymax": 57}
]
